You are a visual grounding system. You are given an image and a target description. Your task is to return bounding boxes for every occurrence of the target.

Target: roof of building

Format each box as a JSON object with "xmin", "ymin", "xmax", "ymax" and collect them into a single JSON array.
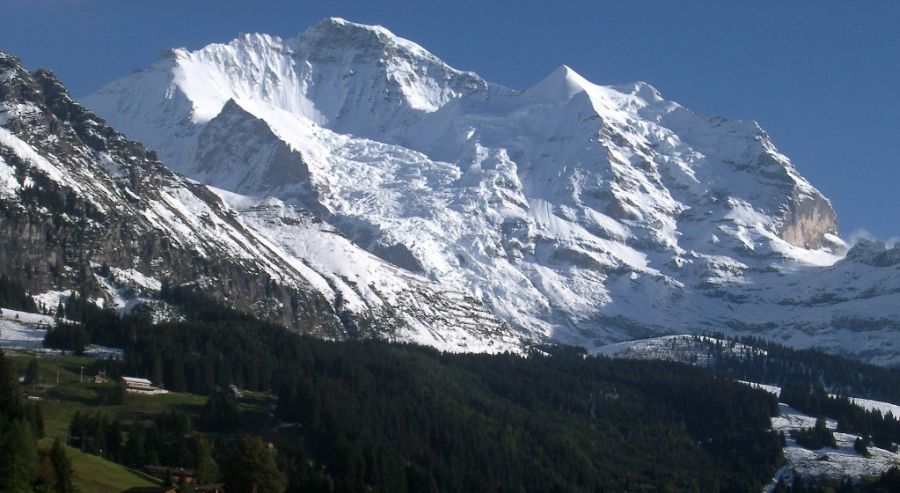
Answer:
[{"xmin": 121, "ymin": 376, "xmax": 153, "ymax": 385}]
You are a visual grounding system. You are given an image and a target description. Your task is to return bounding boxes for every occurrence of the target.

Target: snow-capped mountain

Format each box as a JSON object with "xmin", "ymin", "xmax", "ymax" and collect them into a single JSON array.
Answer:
[
  {"xmin": 0, "ymin": 51, "xmax": 522, "ymax": 353},
  {"xmin": 81, "ymin": 18, "xmax": 899, "ymax": 364}
]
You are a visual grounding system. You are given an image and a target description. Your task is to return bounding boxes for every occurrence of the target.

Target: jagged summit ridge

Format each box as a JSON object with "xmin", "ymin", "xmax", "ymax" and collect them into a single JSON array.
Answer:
[{"xmin": 79, "ymin": 20, "xmax": 898, "ymax": 364}]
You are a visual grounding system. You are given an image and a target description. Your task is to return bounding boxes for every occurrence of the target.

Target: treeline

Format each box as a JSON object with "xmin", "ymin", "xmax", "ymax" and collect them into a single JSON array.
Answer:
[
  {"xmin": 43, "ymin": 292, "xmax": 150, "ymax": 354},
  {"xmin": 66, "ymin": 401, "xmax": 287, "ymax": 492},
  {"xmin": 274, "ymin": 344, "xmax": 783, "ymax": 493},
  {"xmin": 704, "ymin": 334, "xmax": 900, "ymax": 404},
  {"xmin": 42, "ymin": 320, "xmax": 91, "ymax": 355},
  {"xmin": 780, "ymin": 382, "xmax": 900, "ymax": 452},
  {"xmin": 42, "ymin": 288, "xmax": 786, "ymax": 491},
  {"xmin": 0, "ymin": 274, "xmax": 38, "ymax": 312},
  {"xmin": 68, "ymin": 409, "xmax": 219, "ymax": 482},
  {"xmin": 0, "ymin": 349, "xmax": 75, "ymax": 492}
]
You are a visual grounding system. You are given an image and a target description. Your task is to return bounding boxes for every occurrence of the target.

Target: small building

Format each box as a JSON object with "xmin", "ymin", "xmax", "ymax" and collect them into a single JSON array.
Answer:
[
  {"xmin": 121, "ymin": 376, "xmax": 167, "ymax": 394},
  {"xmin": 94, "ymin": 371, "xmax": 108, "ymax": 384},
  {"xmin": 122, "ymin": 376, "xmax": 153, "ymax": 390}
]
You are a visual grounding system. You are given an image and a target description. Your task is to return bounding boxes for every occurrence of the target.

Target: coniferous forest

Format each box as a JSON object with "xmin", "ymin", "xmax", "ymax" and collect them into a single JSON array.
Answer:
[
  {"xmin": 705, "ymin": 335, "xmax": 900, "ymax": 404},
  {"xmin": 0, "ymin": 349, "xmax": 76, "ymax": 493},
  {"xmin": 19, "ymin": 285, "xmax": 900, "ymax": 492},
  {"xmin": 36, "ymin": 288, "xmax": 790, "ymax": 491}
]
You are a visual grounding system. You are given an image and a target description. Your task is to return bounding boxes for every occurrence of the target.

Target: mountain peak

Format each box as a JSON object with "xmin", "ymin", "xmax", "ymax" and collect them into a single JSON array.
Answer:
[
  {"xmin": 522, "ymin": 64, "xmax": 593, "ymax": 103},
  {"xmin": 78, "ymin": 20, "xmax": 900, "ymax": 365},
  {"xmin": 308, "ymin": 16, "xmax": 384, "ymax": 34},
  {"xmin": 0, "ymin": 51, "xmax": 19, "ymax": 68},
  {"xmin": 293, "ymin": 17, "xmax": 490, "ymax": 116},
  {"xmin": 299, "ymin": 16, "xmax": 426, "ymax": 58}
]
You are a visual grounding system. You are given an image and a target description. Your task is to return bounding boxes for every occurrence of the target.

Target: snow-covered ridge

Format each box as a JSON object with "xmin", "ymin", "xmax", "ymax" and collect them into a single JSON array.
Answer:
[
  {"xmin": 596, "ymin": 334, "xmax": 765, "ymax": 364},
  {"xmin": 0, "ymin": 50, "xmax": 521, "ymax": 353},
  {"xmin": 79, "ymin": 19, "xmax": 898, "ymax": 363}
]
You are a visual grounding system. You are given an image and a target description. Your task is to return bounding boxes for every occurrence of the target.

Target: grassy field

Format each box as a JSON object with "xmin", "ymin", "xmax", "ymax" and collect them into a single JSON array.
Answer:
[
  {"xmin": 64, "ymin": 444, "xmax": 160, "ymax": 493},
  {"xmin": 11, "ymin": 352, "xmax": 278, "ymax": 491},
  {"xmin": 10, "ymin": 352, "xmax": 97, "ymax": 386},
  {"xmin": 40, "ymin": 381, "xmax": 208, "ymax": 439},
  {"xmin": 9, "ymin": 351, "xmax": 207, "ymax": 436}
]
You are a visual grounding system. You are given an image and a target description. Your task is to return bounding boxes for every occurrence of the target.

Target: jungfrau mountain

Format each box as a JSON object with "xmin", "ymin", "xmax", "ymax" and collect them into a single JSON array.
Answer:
[{"xmin": 8, "ymin": 18, "xmax": 898, "ymax": 363}]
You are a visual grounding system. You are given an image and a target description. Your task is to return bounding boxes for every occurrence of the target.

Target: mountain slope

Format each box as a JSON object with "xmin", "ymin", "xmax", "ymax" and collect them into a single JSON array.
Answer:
[
  {"xmin": 82, "ymin": 18, "xmax": 899, "ymax": 364},
  {"xmin": 0, "ymin": 51, "xmax": 521, "ymax": 353}
]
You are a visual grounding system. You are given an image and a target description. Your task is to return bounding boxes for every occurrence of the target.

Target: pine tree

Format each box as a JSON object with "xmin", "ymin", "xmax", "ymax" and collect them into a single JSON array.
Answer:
[
  {"xmin": 222, "ymin": 435, "xmax": 286, "ymax": 493},
  {"xmin": 170, "ymin": 358, "xmax": 186, "ymax": 392},
  {"xmin": 854, "ymin": 435, "xmax": 871, "ymax": 458},
  {"xmin": 35, "ymin": 451, "xmax": 57, "ymax": 493},
  {"xmin": 192, "ymin": 435, "xmax": 219, "ymax": 484},
  {"xmin": 0, "ymin": 419, "xmax": 39, "ymax": 492},
  {"xmin": 25, "ymin": 358, "xmax": 40, "ymax": 386},
  {"xmin": 200, "ymin": 393, "xmax": 240, "ymax": 432},
  {"xmin": 0, "ymin": 349, "xmax": 21, "ymax": 418},
  {"xmin": 50, "ymin": 438, "xmax": 76, "ymax": 493},
  {"xmin": 152, "ymin": 355, "xmax": 164, "ymax": 388},
  {"xmin": 35, "ymin": 439, "xmax": 75, "ymax": 493}
]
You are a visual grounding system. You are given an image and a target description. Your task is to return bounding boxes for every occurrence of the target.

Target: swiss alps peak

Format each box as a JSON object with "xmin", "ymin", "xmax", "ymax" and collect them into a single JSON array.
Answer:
[{"xmin": 65, "ymin": 19, "xmax": 900, "ymax": 364}]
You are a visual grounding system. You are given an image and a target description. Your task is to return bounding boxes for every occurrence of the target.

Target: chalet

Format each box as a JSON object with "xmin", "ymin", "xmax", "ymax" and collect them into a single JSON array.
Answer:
[
  {"xmin": 121, "ymin": 376, "xmax": 167, "ymax": 394},
  {"xmin": 121, "ymin": 376, "xmax": 152, "ymax": 390}
]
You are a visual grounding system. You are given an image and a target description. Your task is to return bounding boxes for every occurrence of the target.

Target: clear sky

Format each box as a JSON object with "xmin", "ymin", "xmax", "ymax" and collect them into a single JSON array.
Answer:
[{"xmin": 1, "ymin": 0, "xmax": 897, "ymax": 239}]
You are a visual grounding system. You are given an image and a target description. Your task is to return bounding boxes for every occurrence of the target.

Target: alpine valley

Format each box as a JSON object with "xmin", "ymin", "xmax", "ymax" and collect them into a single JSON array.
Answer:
[{"xmin": 4, "ymin": 18, "xmax": 899, "ymax": 365}]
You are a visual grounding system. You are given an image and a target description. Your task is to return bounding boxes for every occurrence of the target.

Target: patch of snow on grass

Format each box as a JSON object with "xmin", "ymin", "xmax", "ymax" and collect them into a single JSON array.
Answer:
[
  {"xmin": 772, "ymin": 403, "xmax": 899, "ymax": 481},
  {"xmin": 739, "ymin": 382, "xmax": 900, "ymax": 484},
  {"xmin": 0, "ymin": 308, "xmax": 53, "ymax": 351}
]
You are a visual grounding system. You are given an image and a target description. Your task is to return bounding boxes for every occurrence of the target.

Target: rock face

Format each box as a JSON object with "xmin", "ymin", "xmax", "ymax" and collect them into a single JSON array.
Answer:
[
  {"xmin": 57, "ymin": 19, "xmax": 900, "ymax": 364},
  {"xmin": 0, "ymin": 52, "xmax": 343, "ymax": 334},
  {"xmin": 781, "ymin": 190, "xmax": 840, "ymax": 249}
]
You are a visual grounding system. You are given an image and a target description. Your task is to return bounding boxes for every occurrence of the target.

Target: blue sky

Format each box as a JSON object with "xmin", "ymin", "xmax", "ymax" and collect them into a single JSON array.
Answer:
[{"xmin": 1, "ymin": 0, "xmax": 897, "ymax": 239}]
